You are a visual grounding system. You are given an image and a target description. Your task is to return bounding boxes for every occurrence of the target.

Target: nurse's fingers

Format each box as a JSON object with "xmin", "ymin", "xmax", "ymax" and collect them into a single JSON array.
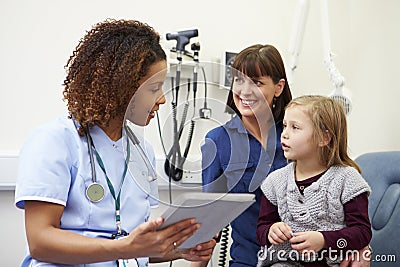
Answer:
[
  {"xmin": 136, "ymin": 217, "xmax": 165, "ymax": 233},
  {"xmin": 134, "ymin": 217, "xmax": 198, "ymax": 243}
]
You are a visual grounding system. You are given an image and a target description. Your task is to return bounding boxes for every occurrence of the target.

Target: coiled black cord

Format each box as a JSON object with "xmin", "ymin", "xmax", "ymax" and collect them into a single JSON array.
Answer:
[
  {"xmin": 164, "ymin": 102, "xmax": 183, "ymax": 181},
  {"xmin": 183, "ymin": 120, "xmax": 195, "ymax": 158},
  {"xmin": 218, "ymin": 226, "xmax": 230, "ymax": 267}
]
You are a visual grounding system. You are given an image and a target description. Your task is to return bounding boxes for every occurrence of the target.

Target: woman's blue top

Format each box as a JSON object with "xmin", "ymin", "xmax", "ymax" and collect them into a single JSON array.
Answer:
[{"xmin": 201, "ymin": 115, "xmax": 286, "ymax": 267}]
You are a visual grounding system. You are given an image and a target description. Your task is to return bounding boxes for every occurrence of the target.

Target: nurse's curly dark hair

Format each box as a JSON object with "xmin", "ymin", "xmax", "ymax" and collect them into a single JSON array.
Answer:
[{"xmin": 63, "ymin": 19, "xmax": 166, "ymax": 135}]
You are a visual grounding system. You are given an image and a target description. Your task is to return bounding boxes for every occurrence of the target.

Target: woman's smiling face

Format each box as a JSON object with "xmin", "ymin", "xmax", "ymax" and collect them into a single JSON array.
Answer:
[{"xmin": 232, "ymin": 73, "xmax": 278, "ymax": 120}]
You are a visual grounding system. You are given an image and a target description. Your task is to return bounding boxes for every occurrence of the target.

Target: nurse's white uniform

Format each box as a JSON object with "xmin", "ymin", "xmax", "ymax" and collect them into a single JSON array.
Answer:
[{"xmin": 15, "ymin": 115, "xmax": 159, "ymax": 267}]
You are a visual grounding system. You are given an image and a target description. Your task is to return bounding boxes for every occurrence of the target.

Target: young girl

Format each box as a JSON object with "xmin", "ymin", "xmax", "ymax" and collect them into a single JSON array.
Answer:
[{"xmin": 256, "ymin": 95, "xmax": 372, "ymax": 267}]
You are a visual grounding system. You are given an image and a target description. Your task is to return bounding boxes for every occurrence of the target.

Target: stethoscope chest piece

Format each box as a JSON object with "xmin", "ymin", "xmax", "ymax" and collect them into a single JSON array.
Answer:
[{"xmin": 86, "ymin": 182, "xmax": 105, "ymax": 202}]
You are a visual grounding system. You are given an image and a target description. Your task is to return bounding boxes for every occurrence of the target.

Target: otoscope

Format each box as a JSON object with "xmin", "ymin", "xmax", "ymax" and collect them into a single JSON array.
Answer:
[
  {"xmin": 166, "ymin": 29, "xmax": 198, "ymax": 104},
  {"xmin": 166, "ymin": 29, "xmax": 198, "ymax": 53},
  {"xmin": 164, "ymin": 29, "xmax": 198, "ymax": 182}
]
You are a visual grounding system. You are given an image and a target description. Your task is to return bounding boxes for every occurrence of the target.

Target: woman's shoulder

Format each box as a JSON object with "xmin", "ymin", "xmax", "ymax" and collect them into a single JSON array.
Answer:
[
  {"xmin": 205, "ymin": 116, "xmax": 245, "ymax": 140},
  {"xmin": 23, "ymin": 115, "xmax": 80, "ymax": 151},
  {"xmin": 205, "ymin": 124, "xmax": 230, "ymax": 140}
]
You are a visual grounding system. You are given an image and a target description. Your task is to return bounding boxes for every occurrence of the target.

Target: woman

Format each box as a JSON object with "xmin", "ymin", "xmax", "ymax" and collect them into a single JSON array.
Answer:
[
  {"xmin": 198, "ymin": 44, "xmax": 292, "ymax": 267},
  {"xmin": 15, "ymin": 19, "xmax": 215, "ymax": 267}
]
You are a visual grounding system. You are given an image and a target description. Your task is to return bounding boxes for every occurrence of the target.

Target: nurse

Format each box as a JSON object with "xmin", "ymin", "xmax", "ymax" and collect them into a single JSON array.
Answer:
[{"xmin": 15, "ymin": 19, "xmax": 215, "ymax": 267}]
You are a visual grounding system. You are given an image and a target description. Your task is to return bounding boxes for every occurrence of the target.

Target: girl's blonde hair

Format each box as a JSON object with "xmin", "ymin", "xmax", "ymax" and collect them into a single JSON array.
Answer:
[{"xmin": 286, "ymin": 95, "xmax": 361, "ymax": 173}]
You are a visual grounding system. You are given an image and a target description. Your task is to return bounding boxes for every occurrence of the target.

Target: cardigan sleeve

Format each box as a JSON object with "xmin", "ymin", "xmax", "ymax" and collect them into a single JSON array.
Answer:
[
  {"xmin": 320, "ymin": 192, "xmax": 371, "ymax": 251},
  {"xmin": 340, "ymin": 167, "xmax": 371, "ymax": 204},
  {"xmin": 260, "ymin": 169, "xmax": 279, "ymax": 206}
]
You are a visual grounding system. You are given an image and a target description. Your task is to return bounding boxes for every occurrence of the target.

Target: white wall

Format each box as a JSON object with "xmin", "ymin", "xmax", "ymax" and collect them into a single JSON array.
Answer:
[
  {"xmin": 1, "ymin": 0, "xmax": 399, "ymax": 266},
  {"xmin": 1, "ymin": 0, "xmax": 399, "ymax": 157}
]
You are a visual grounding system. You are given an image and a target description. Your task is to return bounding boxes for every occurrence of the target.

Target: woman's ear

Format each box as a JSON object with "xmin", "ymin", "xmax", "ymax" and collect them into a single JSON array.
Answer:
[
  {"xmin": 319, "ymin": 130, "xmax": 332, "ymax": 147},
  {"xmin": 274, "ymin": 79, "xmax": 285, "ymax": 97}
]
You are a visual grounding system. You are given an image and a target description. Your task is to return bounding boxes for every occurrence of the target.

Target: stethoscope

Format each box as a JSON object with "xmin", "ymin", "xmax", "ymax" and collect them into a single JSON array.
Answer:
[{"xmin": 85, "ymin": 123, "xmax": 158, "ymax": 203}]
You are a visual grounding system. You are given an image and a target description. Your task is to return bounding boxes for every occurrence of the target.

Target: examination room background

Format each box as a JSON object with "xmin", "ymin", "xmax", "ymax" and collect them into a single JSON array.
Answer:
[{"xmin": 1, "ymin": 0, "xmax": 399, "ymax": 266}]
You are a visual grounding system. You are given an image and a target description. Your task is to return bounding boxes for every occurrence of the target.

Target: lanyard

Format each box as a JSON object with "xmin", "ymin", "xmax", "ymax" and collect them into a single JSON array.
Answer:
[{"xmin": 91, "ymin": 136, "xmax": 130, "ymax": 234}]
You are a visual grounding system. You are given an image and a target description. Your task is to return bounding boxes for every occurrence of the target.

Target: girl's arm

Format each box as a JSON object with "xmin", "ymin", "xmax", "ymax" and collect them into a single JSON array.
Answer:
[{"xmin": 256, "ymin": 194, "xmax": 281, "ymax": 246}]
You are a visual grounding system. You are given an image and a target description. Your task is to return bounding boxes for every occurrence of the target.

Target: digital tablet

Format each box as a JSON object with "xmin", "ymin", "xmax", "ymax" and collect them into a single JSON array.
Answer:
[{"xmin": 159, "ymin": 192, "xmax": 255, "ymax": 248}]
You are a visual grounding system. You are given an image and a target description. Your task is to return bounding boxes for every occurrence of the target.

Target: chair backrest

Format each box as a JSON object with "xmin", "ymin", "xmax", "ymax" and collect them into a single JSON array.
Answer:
[{"xmin": 355, "ymin": 151, "xmax": 400, "ymax": 266}]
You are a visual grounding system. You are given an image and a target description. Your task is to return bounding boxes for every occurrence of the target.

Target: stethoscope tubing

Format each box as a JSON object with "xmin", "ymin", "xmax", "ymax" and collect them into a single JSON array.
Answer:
[
  {"xmin": 124, "ymin": 124, "xmax": 157, "ymax": 182},
  {"xmin": 85, "ymin": 123, "xmax": 157, "ymax": 203}
]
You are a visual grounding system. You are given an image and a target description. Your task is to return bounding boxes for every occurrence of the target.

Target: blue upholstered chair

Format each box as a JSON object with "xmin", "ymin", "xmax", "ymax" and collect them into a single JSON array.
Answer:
[{"xmin": 355, "ymin": 151, "xmax": 400, "ymax": 267}]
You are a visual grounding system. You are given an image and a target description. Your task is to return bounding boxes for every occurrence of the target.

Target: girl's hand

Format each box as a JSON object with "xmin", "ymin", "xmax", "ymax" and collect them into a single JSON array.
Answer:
[
  {"xmin": 268, "ymin": 222, "xmax": 293, "ymax": 245},
  {"xmin": 121, "ymin": 217, "xmax": 200, "ymax": 259},
  {"xmin": 290, "ymin": 231, "xmax": 325, "ymax": 254}
]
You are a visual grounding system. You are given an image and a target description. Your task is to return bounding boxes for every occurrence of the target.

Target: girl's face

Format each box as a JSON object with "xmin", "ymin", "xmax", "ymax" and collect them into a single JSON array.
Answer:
[
  {"xmin": 281, "ymin": 105, "xmax": 319, "ymax": 162},
  {"xmin": 125, "ymin": 60, "xmax": 167, "ymax": 126},
  {"xmin": 232, "ymin": 74, "xmax": 283, "ymax": 120}
]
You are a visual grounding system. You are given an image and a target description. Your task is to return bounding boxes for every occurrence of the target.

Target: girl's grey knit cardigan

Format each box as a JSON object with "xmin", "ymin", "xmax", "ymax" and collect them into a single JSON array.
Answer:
[{"xmin": 257, "ymin": 163, "xmax": 371, "ymax": 267}]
